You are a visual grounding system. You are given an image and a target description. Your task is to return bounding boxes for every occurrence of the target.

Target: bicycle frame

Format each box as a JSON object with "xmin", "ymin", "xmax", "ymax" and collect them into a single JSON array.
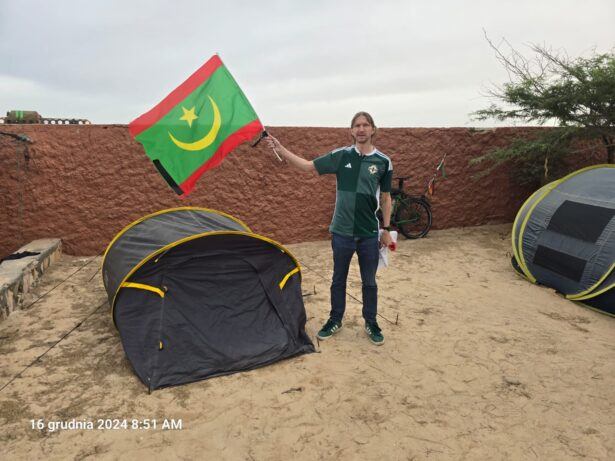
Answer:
[
  {"xmin": 379, "ymin": 154, "xmax": 445, "ymax": 238},
  {"xmin": 389, "ymin": 191, "xmax": 429, "ymax": 227}
]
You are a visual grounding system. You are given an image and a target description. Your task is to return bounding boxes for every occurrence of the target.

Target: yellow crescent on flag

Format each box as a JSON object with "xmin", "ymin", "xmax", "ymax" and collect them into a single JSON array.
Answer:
[{"xmin": 168, "ymin": 95, "xmax": 221, "ymax": 151}]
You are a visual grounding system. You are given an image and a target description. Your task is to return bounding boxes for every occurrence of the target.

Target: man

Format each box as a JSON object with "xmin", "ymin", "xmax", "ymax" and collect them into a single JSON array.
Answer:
[{"xmin": 265, "ymin": 112, "xmax": 393, "ymax": 345}]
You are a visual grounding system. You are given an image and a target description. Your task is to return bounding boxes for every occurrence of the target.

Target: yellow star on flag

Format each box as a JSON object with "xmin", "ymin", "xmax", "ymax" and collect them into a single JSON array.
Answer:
[{"xmin": 179, "ymin": 106, "xmax": 198, "ymax": 128}]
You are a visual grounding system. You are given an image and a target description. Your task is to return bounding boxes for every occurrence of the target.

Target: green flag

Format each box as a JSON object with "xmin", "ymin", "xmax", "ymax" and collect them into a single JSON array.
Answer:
[{"xmin": 129, "ymin": 55, "xmax": 263, "ymax": 195}]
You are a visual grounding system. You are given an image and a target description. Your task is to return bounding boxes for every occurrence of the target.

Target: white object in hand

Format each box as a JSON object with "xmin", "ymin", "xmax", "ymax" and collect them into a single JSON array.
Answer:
[{"xmin": 378, "ymin": 230, "xmax": 398, "ymax": 270}]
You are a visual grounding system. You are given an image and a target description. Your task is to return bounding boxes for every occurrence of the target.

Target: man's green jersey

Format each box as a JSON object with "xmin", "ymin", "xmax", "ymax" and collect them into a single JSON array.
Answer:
[{"xmin": 313, "ymin": 145, "xmax": 393, "ymax": 237}]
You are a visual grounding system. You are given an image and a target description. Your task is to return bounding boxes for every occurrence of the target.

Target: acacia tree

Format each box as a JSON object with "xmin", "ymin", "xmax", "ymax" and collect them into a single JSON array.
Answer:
[{"xmin": 471, "ymin": 37, "xmax": 615, "ymax": 185}]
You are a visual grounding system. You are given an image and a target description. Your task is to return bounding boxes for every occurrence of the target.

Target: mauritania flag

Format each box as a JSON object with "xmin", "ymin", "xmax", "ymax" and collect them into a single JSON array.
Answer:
[{"xmin": 129, "ymin": 55, "xmax": 263, "ymax": 196}]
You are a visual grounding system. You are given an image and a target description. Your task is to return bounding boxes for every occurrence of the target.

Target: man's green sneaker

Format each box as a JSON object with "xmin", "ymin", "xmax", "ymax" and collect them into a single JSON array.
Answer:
[
  {"xmin": 317, "ymin": 319, "xmax": 342, "ymax": 340},
  {"xmin": 365, "ymin": 321, "xmax": 384, "ymax": 345}
]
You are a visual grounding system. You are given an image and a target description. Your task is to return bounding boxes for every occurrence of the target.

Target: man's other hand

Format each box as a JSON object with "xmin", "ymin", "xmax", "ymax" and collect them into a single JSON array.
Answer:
[{"xmin": 380, "ymin": 230, "xmax": 393, "ymax": 249}]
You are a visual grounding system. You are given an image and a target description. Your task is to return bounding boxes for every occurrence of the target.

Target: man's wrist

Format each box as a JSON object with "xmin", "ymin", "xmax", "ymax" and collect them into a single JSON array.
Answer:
[{"xmin": 382, "ymin": 226, "xmax": 392, "ymax": 231}]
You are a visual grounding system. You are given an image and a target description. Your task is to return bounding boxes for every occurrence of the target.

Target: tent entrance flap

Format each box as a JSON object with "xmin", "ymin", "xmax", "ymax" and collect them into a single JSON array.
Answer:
[{"xmin": 155, "ymin": 255, "xmax": 290, "ymax": 388}]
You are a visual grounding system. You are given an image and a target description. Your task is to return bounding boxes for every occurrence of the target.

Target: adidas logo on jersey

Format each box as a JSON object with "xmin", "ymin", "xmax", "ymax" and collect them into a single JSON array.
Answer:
[{"xmin": 345, "ymin": 163, "xmax": 352, "ymax": 168}]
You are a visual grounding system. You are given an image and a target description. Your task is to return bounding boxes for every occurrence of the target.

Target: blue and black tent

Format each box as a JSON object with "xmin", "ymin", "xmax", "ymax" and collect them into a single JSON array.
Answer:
[
  {"xmin": 512, "ymin": 165, "xmax": 615, "ymax": 315},
  {"xmin": 102, "ymin": 207, "xmax": 314, "ymax": 390}
]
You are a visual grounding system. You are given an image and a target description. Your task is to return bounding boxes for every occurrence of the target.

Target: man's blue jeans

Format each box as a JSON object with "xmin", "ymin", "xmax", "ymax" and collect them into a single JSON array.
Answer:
[{"xmin": 330, "ymin": 233, "xmax": 379, "ymax": 323}]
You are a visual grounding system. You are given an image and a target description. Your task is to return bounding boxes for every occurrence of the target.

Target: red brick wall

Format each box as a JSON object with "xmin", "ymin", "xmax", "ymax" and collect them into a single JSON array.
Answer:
[{"xmin": 0, "ymin": 124, "xmax": 604, "ymax": 256}]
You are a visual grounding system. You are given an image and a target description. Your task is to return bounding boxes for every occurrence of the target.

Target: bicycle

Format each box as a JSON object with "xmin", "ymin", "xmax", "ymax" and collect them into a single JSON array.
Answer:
[{"xmin": 378, "ymin": 154, "xmax": 447, "ymax": 239}]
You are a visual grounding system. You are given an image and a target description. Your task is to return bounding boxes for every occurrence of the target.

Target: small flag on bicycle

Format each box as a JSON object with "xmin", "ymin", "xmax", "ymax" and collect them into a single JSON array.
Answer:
[
  {"xmin": 427, "ymin": 177, "xmax": 436, "ymax": 196},
  {"xmin": 436, "ymin": 155, "xmax": 447, "ymax": 178},
  {"xmin": 129, "ymin": 55, "xmax": 263, "ymax": 196}
]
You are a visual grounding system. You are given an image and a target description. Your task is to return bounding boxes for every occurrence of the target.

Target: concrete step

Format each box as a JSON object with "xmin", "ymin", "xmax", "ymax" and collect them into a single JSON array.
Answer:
[{"xmin": 0, "ymin": 239, "xmax": 62, "ymax": 320}]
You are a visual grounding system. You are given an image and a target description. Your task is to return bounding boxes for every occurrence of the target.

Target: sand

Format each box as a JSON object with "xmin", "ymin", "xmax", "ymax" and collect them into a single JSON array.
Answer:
[{"xmin": 0, "ymin": 224, "xmax": 613, "ymax": 460}]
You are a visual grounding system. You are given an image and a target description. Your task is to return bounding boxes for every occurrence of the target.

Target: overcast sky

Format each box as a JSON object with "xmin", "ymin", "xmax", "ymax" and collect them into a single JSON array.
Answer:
[{"xmin": 0, "ymin": 0, "xmax": 613, "ymax": 127}]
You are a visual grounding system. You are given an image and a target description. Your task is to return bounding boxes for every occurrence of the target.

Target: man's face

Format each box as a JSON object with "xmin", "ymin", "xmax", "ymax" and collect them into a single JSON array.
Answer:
[{"xmin": 351, "ymin": 116, "xmax": 375, "ymax": 144}]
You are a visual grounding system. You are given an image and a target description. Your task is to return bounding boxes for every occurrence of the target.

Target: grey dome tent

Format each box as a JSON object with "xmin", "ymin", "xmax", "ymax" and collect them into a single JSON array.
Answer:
[
  {"xmin": 511, "ymin": 165, "xmax": 615, "ymax": 316},
  {"xmin": 102, "ymin": 207, "xmax": 315, "ymax": 390}
]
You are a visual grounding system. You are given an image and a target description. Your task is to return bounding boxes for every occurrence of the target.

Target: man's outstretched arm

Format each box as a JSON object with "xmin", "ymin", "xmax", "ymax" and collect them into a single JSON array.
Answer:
[{"xmin": 265, "ymin": 135, "xmax": 316, "ymax": 173}]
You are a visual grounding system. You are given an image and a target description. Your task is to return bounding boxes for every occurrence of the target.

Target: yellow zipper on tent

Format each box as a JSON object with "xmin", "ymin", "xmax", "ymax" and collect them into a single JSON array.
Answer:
[
  {"xmin": 120, "ymin": 282, "xmax": 166, "ymax": 298},
  {"xmin": 102, "ymin": 207, "xmax": 252, "ymax": 268},
  {"xmin": 110, "ymin": 230, "xmax": 301, "ymax": 328},
  {"xmin": 279, "ymin": 267, "xmax": 300, "ymax": 289},
  {"xmin": 516, "ymin": 164, "xmax": 614, "ymax": 284}
]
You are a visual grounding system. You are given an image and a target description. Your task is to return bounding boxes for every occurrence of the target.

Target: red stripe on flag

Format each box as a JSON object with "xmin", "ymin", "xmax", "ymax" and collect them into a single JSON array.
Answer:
[
  {"xmin": 129, "ymin": 55, "xmax": 223, "ymax": 138},
  {"xmin": 178, "ymin": 119, "xmax": 264, "ymax": 196}
]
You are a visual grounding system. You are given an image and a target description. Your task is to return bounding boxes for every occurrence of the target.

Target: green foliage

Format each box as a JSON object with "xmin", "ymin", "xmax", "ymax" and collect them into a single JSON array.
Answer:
[
  {"xmin": 472, "ymin": 38, "xmax": 615, "ymax": 185},
  {"xmin": 470, "ymin": 128, "xmax": 576, "ymax": 185}
]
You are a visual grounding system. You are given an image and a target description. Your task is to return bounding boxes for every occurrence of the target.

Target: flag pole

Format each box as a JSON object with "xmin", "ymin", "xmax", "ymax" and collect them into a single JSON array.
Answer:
[
  {"xmin": 215, "ymin": 54, "xmax": 282, "ymax": 163},
  {"xmin": 251, "ymin": 129, "xmax": 283, "ymax": 162}
]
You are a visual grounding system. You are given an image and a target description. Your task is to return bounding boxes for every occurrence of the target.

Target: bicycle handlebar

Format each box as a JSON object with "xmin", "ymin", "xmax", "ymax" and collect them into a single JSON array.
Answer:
[
  {"xmin": 392, "ymin": 153, "xmax": 447, "ymax": 195},
  {"xmin": 393, "ymin": 176, "xmax": 410, "ymax": 191}
]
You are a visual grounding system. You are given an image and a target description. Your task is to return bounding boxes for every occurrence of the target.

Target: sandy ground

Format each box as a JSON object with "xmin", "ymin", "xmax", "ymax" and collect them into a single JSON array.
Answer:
[{"xmin": 0, "ymin": 224, "xmax": 613, "ymax": 460}]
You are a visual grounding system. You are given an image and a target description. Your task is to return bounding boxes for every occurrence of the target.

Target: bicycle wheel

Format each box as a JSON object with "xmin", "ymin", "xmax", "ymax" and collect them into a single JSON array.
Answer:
[{"xmin": 395, "ymin": 197, "xmax": 432, "ymax": 239}]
